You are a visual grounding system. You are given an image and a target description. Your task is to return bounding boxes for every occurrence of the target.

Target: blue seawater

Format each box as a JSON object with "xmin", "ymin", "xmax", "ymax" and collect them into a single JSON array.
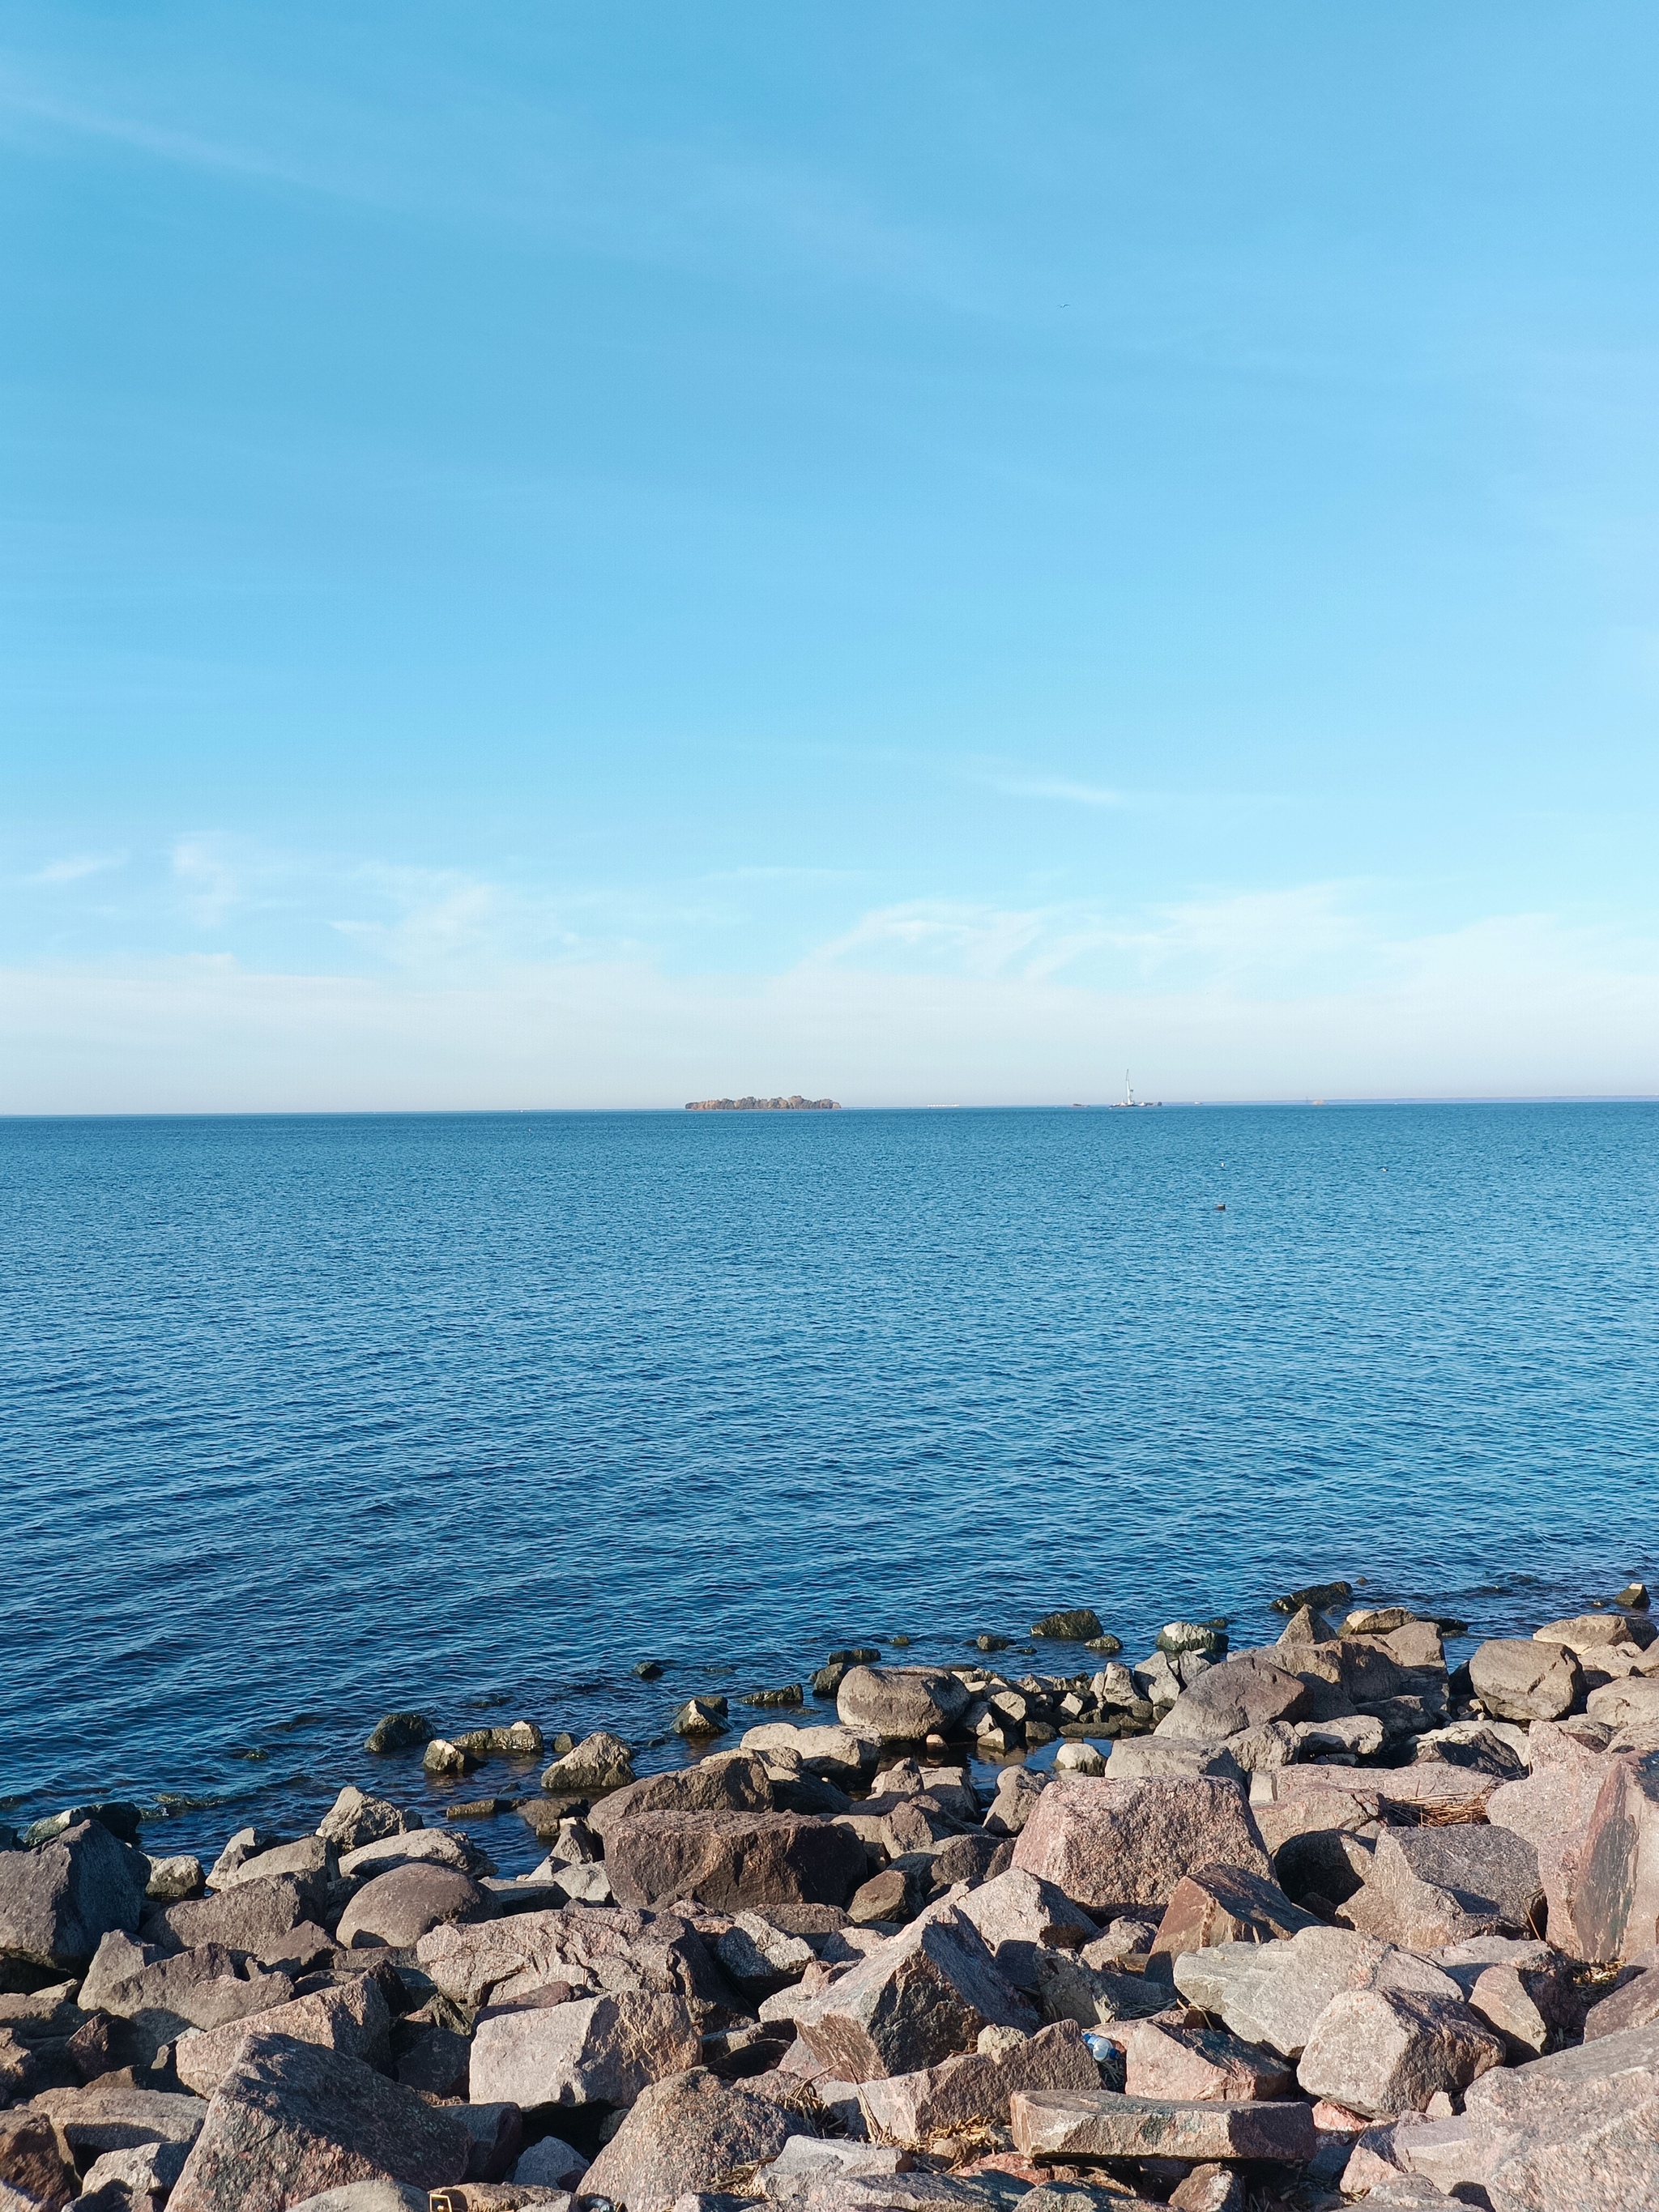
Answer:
[{"xmin": 3, "ymin": 1103, "xmax": 1657, "ymax": 1869}]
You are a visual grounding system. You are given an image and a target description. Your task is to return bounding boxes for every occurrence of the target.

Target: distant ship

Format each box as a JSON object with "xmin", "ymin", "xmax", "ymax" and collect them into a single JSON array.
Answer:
[{"xmin": 1109, "ymin": 1070, "xmax": 1163, "ymax": 1108}]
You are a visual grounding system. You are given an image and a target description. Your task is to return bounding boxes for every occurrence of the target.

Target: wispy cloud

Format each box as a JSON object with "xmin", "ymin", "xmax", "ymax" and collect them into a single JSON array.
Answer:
[
  {"xmin": 0, "ymin": 75, "xmax": 322, "ymax": 193},
  {"xmin": 980, "ymin": 775, "xmax": 1131, "ymax": 808},
  {"xmin": 28, "ymin": 852, "xmax": 125, "ymax": 885},
  {"xmin": 810, "ymin": 899, "xmax": 1122, "ymax": 982},
  {"xmin": 170, "ymin": 840, "xmax": 243, "ymax": 928}
]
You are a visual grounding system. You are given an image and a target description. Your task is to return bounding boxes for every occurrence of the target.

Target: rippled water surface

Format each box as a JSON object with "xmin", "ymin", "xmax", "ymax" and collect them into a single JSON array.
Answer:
[{"xmin": 4, "ymin": 1103, "xmax": 1657, "ymax": 1869}]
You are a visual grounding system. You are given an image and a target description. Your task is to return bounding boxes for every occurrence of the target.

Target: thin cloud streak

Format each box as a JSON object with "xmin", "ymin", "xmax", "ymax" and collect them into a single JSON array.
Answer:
[
  {"xmin": 27, "ymin": 853, "xmax": 125, "ymax": 885},
  {"xmin": 981, "ymin": 775, "xmax": 1131, "ymax": 808}
]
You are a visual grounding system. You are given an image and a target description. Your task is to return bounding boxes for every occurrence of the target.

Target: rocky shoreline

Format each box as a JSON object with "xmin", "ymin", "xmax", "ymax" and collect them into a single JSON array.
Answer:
[{"xmin": 5, "ymin": 1581, "xmax": 1659, "ymax": 2212}]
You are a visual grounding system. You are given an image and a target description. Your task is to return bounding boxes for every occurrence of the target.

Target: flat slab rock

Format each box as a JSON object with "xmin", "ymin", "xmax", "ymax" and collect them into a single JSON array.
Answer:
[
  {"xmin": 29, "ymin": 2083, "xmax": 211, "ymax": 2152},
  {"xmin": 1009, "ymin": 2086, "xmax": 1316, "ymax": 2163},
  {"xmin": 166, "ymin": 2030, "xmax": 470, "ymax": 2212},
  {"xmin": 1171, "ymin": 1925, "xmax": 1461, "ymax": 2058}
]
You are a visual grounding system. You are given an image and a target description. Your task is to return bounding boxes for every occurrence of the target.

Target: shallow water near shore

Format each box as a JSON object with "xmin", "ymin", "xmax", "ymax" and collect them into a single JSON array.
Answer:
[{"xmin": 3, "ymin": 1101, "xmax": 1657, "ymax": 1872}]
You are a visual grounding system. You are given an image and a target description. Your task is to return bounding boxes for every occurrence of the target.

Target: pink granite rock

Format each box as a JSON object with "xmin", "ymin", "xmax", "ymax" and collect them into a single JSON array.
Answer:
[{"xmin": 1011, "ymin": 1778, "xmax": 1266, "ymax": 1917}]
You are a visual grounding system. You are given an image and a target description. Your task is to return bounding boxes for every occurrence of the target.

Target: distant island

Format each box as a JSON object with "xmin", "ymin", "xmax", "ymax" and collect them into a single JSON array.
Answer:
[{"xmin": 684, "ymin": 1094, "xmax": 842, "ymax": 1111}]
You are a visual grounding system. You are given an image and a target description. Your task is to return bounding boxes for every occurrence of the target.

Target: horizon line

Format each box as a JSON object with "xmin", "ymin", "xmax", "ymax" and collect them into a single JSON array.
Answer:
[{"xmin": 4, "ymin": 1093, "xmax": 1659, "ymax": 1123}]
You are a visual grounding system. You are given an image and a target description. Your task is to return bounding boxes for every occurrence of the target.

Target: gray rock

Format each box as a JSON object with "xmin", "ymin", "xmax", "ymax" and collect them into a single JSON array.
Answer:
[
  {"xmin": 836, "ymin": 1668, "xmax": 972, "ymax": 1743},
  {"xmin": 1536, "ymin": 1612, "xmax": 1659, "ymax": 1656},
  {"xmin": 363, "ymin": 1713, "xmax": 432, "ymax": 1754},
  {"xmin": 453, "ymin": 1720, "xmax": 545, "ymax": 1757},
  {"xmin": 79, "ymin": 2138, "xmax": 192, "ymax": 2204},
  {"xmin": 416, "ymin": 1902, "xmax": 726, "ymax": 2012},
  {"xmin": 716, "ymin": 1914, "xmax": 817, "ymax": 1997},
  {"xmin": 1344, "ymin": 1822, "xmax": 1543, "ymax": 1941},
  {"xmin": 156, "ymin": 1873, "xmax": 311, "ymax": 1955},
  {"xmin": 1296, "ymin": 1986, "xmax": 1505, "ymax": 2116},
  {"xmin": 143, "ymin": 1854, "xmax": 205, "ymax": 1903},
  {"xmin": 470, "ymin": 1989, "xmax": 700, "ymax": 2107},
  {"xmin": 1156, "ymin": 1622, "xmax": 1229, "ymax": 1659},
  {"xmin": 761, "ymin": 2135, "xmax": 911, "ymax": 2198},
  {"xmin": 982, "ymin": 1769, "xmax": 1048, "ymax": 1839},
  {"xmin": 512, "ymin": 2132, "xmax": 589, "ymax": 2188},
  {"xmin": 28, "ymin": 2082, "xmax": 209, "ymax": 2153},
  {"xmin": 165, "ymin": 2031, "xmax": 469, "ymax": 2212},
  {"xmin": 213, "ymin": 1835, "xmax": 341, "ymax": 1917},
  {"xmin": 1154, "ymin": 1655, "xmax": 1311, "ymax": 1743},
  {"xmin": 1030, "ymin": 1947, "xmax": 1172, "ymax": 2029},
  {"xmin": 335, "ymin": 1863, "xmax": 488, "ymax": 1949},
  {"xmin": 1103, "ymin": 1739, "xmax": 1242, "ymax": 1781},
  {"xmin": 539, "ymin": 1731, "xmax": 636, "ymax": 1792},
  {"xmin": 423, "ymin": 1737, "xmax": 480, "ymax": 1775},
  {"xmin": 550, "ymin": 1860, "xmax": 612, "ymax": 1905},
  {"xmin": 1465, "ymin": 1955, "xmax": 1579, "ymax": 2055},
  {"xmin": 1031, "ymin": 1611, "xmax": 1103, "ymax": 1642},
  {"xmin": 1586, "ymin": 1678, "xmax": 1659, "ymax": 1732},
  {"xmin": 338, "ymin": 1826, "xmax": 490, "ymax": 1881},
  {"xmin": 794, "ymin": 1907, "xmax": 1034, "ymax": 2080},
  {"xmin": 578, "ymin": 2067, "xmax": 814, "ymax": 2212},
  {"xmin": 741, "ymin": 1725, "xmax": 881, "ymax": 1784},
  {"xmin": 674, "ymin": 1698, "xmax": 731, "ymax": 1737},
  {"xmin": 1276, "ymin": 1605, "xmax": 1337, "ymax": 1646},
  {"xmin": 204, "ymin": 1827, "xmax": 284, "ymax": 1889},
  {"xmin": 283, "ymin": 2187, "xmax": 429, "ymax": 2212},
  {"xmin": 81, "ymin": 1930, "xmax": 296, "ymax": 2065},
  {"xmin": 317, "ymin": 1788, "xmax": 416, "ymax": 1854},
  {"xmin": 0, "ymin": 1818, "xmax": 146, "ymax": 1970},
  {"xmin": 1585, "ymin": 1964, "xmax": 1659, "ymax": 2042},
  {"xmin": 1469, "ymin": 1638, "xmax": 1581, "ymax": 1722},
  {"xmin": 1171, "ymin": 1925, "xmax": 1462, "ymax": 2057},
  {"xmin": 1009, "ymin": 2086, "xmax": 1316, "ymax": 2162}
]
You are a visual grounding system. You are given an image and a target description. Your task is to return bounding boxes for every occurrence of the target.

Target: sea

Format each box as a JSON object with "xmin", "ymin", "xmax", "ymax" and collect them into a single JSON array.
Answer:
[{"xmin": 4, "ymin": 1102, "xmax": 1656, "ymax": 1872}]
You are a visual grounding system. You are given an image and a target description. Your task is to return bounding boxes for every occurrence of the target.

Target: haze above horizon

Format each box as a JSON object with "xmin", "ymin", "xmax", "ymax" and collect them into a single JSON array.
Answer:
[{"xmin": 6, "ymin": 3, "xmax": 1659, "ymax": 1110}]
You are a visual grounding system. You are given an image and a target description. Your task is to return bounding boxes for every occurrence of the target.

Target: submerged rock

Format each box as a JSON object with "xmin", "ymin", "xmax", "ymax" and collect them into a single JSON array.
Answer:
[
  {"xmin": 673, "ymin": 1698, "xmax": 731, "ymax": 1737},
  {"xmin": 1030, "ymin": 1610, "xmax": 1102, "ymax": 1642},
  {"xmin": 363, "ymin": 1713, "xmax": 433, "ymax": 1754}
]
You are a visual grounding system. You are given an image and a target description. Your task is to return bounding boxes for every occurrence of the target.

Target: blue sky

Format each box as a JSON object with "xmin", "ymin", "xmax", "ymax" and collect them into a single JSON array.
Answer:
[{"xmin": 5, "ymin": 2, "xmax": 1659, "ymax": 1107}]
